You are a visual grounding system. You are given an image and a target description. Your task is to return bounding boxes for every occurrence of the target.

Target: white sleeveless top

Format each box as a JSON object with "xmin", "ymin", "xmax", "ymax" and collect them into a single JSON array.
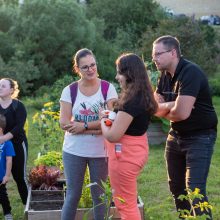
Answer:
[{"xmin": 60, "ymin": 83, "xmax": 118, "ymax": 157}]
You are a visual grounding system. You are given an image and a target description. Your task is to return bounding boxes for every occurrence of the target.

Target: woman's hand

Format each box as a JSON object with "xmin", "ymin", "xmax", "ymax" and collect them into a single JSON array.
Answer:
[
  {"xmin": 64, "ymin": 121, "xmax": 85, "ymax": 134},
  {"xmin": 2, "ymin": 175, "xmax": 10, "ymax": 184},
  {"xmin": 0, "ymin": 135, "xmax": 8, "ymax": 144},
  {"xmin": 99, "ymin": 109, "xmax": 110, "ymax": 120}
]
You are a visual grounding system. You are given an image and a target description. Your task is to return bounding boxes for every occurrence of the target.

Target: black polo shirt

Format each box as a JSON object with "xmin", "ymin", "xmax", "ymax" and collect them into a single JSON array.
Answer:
[{"xmin": 156, "ymin": 58, "xmax": 218, "ymax": 135}]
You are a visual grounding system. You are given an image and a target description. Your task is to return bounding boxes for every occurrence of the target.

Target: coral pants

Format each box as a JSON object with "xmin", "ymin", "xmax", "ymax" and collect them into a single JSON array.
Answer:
[{"xmin": 106, "ymin": 134, "xmax": 149, "ymax": 220}]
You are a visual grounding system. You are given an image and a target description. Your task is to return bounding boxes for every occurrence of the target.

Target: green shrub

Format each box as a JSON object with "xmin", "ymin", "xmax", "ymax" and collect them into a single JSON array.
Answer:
[
  {"xmin": 34, "ymin": 151, "xmax": 63, "ymax": 170},
  {"xmin": 24, "ymin": 95, "xmax": 50, "ymax": 110},
  {"xmin": 209, "ymin": 77, "xmax": 220, "ymax": 96},
  {"xmin": 32, "ymin": 101, "xmax": 63, "ymax": 153},
  {"xmin": 160, "ymin": 118, "xmax": 170, "ymax": 133},
  {"xmin": 145, "ymin": 60, "xmax": 160, "ymax": 90},
  {"xmin": 178, "ymin": 188, "xmax": 213, "ymax": 219},
  {"xmin": 48, "ymin": 74, "xmax": 77, "ymax": 106}
]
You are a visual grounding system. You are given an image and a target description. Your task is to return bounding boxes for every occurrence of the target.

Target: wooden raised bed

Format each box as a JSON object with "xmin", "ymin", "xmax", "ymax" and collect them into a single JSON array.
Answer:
[{"xmin": 25, "ymin": 181, "xmax": 144, "ymax": 220}]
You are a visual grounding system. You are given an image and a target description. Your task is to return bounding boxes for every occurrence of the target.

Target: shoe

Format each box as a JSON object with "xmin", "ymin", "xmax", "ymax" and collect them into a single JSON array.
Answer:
[{"xmin": 4, "ymin": 214, "xmax": 13, "ymax": 220}]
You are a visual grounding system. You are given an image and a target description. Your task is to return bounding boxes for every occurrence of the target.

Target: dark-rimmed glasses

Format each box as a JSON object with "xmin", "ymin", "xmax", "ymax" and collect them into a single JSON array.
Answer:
[
  {"xmin": 152, "ymin": 50, "xmax": 172, "ymax": 59},
  {"xmin": 79, "ymin": 63, "xmax": 96, "ymax": 72}
]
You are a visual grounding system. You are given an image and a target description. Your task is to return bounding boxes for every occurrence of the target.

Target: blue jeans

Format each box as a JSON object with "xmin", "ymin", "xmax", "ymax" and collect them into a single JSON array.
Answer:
[
  {"xmin": 165, "ymin": 130, "xmax": 217, "ymax": 219},
  {"xmin": 61, "ymin": 151, "xmax": 108, "ymax": 220}
]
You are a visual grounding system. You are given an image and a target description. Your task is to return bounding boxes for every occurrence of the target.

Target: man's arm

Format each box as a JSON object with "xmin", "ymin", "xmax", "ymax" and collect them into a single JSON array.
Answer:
[
  {"xmin": 164, "ymin": 95, "xmax": 196, "ymax": 121},
  {"xmin": 154, "ymin": 92, "xmax": 175, "ymax": 117}
]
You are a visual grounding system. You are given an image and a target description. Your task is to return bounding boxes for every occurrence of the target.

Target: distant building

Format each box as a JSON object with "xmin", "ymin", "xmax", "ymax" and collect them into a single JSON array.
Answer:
[{"xmin": 155, "ymin": 0, "xmax": 220, "ymax": 18}]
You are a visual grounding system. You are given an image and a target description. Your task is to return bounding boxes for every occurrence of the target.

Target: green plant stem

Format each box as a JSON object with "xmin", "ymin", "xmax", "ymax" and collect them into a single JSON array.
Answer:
[{"xmin": 189, "ymin": 198, "xmax": 196, "ymax": 217}]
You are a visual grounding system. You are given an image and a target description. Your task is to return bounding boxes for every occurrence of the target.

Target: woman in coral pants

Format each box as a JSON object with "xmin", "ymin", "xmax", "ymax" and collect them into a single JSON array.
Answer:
[{"xmin": 101, "ymin": 53, "xmax": 158, "ymax": 220}]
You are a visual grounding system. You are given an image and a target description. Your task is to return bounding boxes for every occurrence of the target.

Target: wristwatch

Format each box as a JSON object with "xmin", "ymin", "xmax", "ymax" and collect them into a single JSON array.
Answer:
[{"xmin": 84, "ymin": 121, "xmax": 88, "ymax": 130}]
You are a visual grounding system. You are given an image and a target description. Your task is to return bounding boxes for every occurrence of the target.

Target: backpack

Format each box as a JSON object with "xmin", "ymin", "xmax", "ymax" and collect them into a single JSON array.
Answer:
[{"xmin": 69, "ymin": 80, "xmax": 110, "ymax": 107}]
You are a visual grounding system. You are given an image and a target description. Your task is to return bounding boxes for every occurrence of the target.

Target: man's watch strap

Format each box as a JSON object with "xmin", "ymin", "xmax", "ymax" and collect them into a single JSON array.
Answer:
[{"xmin": 84, "ymin": 121, "xmax": 88, "ymax": 130}]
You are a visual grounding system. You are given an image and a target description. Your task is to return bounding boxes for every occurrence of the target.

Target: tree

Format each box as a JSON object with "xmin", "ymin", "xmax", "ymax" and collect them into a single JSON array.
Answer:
[
  {"xmin": 87, "ymin": 0, "xmax": 166, "ymax": 47},
  {"xmin": 0, "ymin": 4, "xmax": 17, "ymax": 32},
  {"xmin": 0, "ymin": 0, "xmax": 18, "ymax": 6},
  {"xmin": 0, "ymin": 0, "xmax": 98, "ymax": 94}
]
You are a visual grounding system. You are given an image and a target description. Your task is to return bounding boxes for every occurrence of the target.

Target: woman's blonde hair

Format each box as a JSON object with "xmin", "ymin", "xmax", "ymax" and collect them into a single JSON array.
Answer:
[{"xmin": 2, "ymin": 78, "xmax": 20, "ymax": 98}]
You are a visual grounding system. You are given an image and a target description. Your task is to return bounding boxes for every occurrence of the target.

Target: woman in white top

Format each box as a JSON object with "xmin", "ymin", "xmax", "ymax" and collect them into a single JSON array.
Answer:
[{"xmin": 59, "ymin": 48, "xmax": 117, "ymax": 220}]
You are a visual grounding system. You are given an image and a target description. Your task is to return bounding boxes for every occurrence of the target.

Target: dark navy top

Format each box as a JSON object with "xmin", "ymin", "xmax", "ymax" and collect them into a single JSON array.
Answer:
[{"xmin": 0, "ymin": 99, "xmax": 27, "ymax": 144}]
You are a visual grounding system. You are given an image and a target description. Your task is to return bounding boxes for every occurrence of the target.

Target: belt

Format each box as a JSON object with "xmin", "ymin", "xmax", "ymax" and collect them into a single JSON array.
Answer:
[{"xmin": 170, "ymin": 128, "xmax": 217, "ymax": 138}]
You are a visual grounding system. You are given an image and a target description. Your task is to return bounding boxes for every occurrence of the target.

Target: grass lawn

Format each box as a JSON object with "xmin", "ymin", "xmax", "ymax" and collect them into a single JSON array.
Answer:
[{"xmin": 1, "ymin": 97, "xmax": 220, "ymax": 220}]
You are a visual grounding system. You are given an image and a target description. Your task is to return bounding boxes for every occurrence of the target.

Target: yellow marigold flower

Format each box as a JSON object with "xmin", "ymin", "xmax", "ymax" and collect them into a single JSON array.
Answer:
[
  {"xmin": 32, "ymin": 112, "xmax": 39, "ymax": 122},
  {"xmin": 197, "ymin": 201, "xmax": 213, "ymax": 212},
  {"xmin": 193, "ymin": 188, "xmax": 200, "ymax": 195},
  {"xmin": 44, "ymin": 102, "xmax": 54, "ymax": 107},
  {"xmin": 42, "ymin": 110, "xmax": 52, "ymax": 115},
  {"xmin": 53, "ymin": 115, "xmax": 60, "ymax": 120}
]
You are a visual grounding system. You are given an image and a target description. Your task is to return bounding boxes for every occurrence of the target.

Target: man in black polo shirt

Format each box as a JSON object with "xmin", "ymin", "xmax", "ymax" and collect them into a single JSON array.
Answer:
[{"xmin": 152, "ymin": 35, "xmax": 218, "ymax": 219}]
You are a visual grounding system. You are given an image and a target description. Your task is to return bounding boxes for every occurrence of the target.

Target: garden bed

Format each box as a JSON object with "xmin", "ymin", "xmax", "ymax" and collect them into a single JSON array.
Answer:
[
  {"xmin": 25, "ymin": 185, "xmax": 144, "ymax": 220},
  {"xmin": 25, "ymin": 180, "xmax": 65, "ymax": 220}
]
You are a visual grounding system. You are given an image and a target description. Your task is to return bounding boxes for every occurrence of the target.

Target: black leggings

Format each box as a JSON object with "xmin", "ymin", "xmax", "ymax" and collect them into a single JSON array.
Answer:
[{"xmin": 12, "ymin": 140, "xmax": 28, "ymax": 205}]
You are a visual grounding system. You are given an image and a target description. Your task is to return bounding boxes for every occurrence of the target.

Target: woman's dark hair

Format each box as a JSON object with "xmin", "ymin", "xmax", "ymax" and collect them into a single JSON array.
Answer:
[
  {"xmin": 115, "ymin": 53, "xmax": 157, "ymax": 115},
  {"xmin": 1, "ymin": 78, "xmax": 20, "ymax": 98},
  {"xmin": 72, "ymin": 48, "xmax": 95, "ymax": 73},
  {"xmin": 0, "ymin": 114, "xmax": 6, "ymax": 131}
]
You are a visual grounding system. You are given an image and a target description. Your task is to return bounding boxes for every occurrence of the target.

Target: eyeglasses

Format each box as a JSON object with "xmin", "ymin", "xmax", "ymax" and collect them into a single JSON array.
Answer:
[
  {"xmin": 152, "ymin": 50, "xmax": 172, "ymax": 59},
  {"xmin": 79, "ymin": 63, "xmax": 96, "ymax": 72}
]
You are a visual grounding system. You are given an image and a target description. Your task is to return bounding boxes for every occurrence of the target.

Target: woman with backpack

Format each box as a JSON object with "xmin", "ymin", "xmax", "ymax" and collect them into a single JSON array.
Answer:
[
  {"xmin": 0, "ymin": 78, "xmax": 28, "ymax": 206},
  {"xmin": 59, "ymin": 48, "xmax": 118, "ymax": 220}
]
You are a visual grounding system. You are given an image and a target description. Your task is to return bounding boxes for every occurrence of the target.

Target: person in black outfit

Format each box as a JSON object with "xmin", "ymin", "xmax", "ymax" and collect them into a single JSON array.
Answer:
[
  {"xmin": 0, "ymin": 78, "xmax": 28, "ymax": 205},
  {"xmin": 152, "ymin": 35, "xmax": 218, "ymax": 219}
]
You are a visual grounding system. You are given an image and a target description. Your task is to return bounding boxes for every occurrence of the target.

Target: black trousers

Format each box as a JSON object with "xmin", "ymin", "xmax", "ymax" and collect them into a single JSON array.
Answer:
[
  {"xmin": 165, "ymin": 130, "xmax": 216, "ymax": 219},
  {"xmin": 11, "ymin": 140, "xmax": 28, "ymax": 205},
  {"xmin": 0, "ymin": 181, "xmax": 11, "ymax": 215}
]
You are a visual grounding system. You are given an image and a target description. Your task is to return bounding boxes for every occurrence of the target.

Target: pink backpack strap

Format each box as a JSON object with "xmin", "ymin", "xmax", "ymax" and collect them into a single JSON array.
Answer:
[
  {"xmin": 69, "ymin": 80, "xmax": 109, "ymax": 107},
  {"xmin": 69, "ymin": 82, "xmax": 78, "ymax": 107},
  {"xmin": 101, "ymin": 80, "xmax": 110, "ymax": 101}
]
